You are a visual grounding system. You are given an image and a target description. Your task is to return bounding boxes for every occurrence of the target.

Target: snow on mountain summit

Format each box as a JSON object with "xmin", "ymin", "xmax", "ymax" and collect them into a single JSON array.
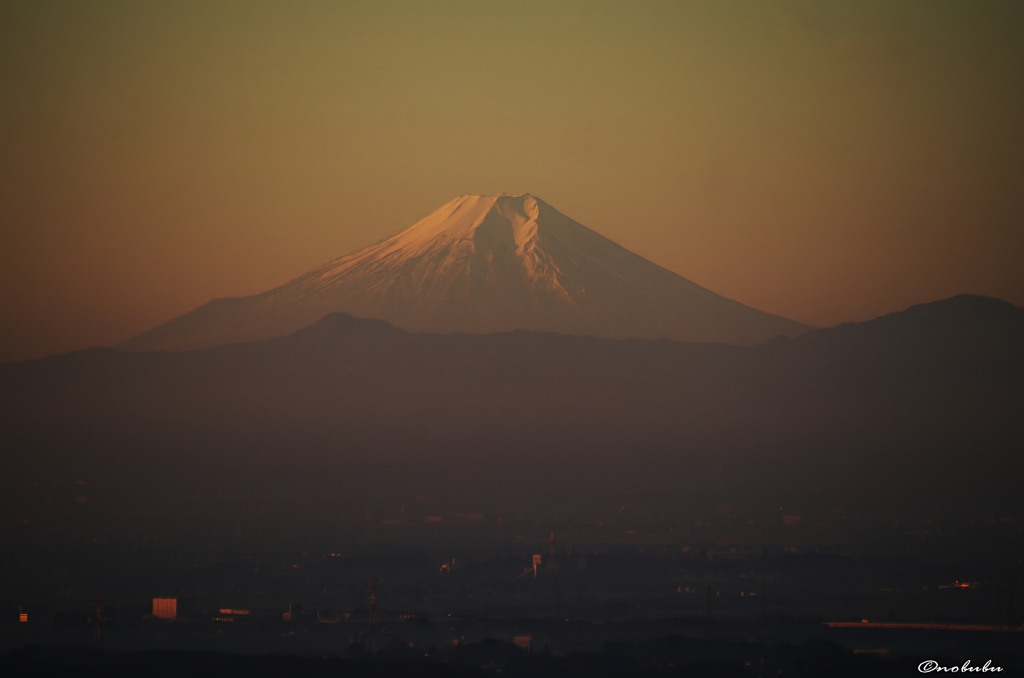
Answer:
[
  {"xmin": 294, "ymin": 193, "xmax": 582, "ymax": 312},
  {"xmin": 120, "ymin": 194, "xmax": 811, "ymax": 351}
]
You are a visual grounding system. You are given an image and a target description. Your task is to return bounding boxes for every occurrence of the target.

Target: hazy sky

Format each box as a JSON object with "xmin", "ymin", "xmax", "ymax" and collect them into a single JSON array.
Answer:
[{"xmin": 2, "ymin": 1, "xmax": 1022, "ymax": 361}]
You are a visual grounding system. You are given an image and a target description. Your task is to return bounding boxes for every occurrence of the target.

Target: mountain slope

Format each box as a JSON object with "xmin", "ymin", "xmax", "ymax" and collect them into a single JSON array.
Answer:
[{"xmin": 120, "ymin": 194, "xmax": 810, "ymax": 351}]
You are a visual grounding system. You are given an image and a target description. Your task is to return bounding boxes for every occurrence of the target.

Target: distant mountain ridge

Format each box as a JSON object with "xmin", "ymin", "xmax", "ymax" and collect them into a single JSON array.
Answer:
[
  {"xmin": 119, "ymin": 193, "xmax": 811, "ymax": 351},
  {"xmin": 4, "ymin": 295, "xmax": 1021, "ymax": 514}
]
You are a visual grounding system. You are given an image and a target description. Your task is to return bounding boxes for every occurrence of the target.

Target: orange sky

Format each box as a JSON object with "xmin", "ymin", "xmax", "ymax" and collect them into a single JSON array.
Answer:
[{"xmin": 2, "ymin": 1, "xmax": 1022, "ymax": 361}]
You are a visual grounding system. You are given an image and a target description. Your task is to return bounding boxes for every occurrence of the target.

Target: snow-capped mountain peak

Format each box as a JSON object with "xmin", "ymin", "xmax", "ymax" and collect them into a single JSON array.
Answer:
[{"xmin": 120, "ymin": 193, "xmax": 811, "ymax": 351}]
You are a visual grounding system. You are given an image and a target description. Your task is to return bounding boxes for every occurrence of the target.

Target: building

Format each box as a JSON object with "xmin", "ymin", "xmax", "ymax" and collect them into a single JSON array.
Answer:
[{"xmin": 152, "ymin": 597, "xmax": 177, "ymax": 620}]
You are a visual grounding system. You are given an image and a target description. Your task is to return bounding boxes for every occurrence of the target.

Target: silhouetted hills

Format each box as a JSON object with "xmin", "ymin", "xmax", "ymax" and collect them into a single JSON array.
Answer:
[
  {"xmin": 2, "ymin": 295, "xmax": 1021, "ymax": 518},
  {"xmin": 774, "ymin": 294, "xmax": 1023, "ymax": 357}
]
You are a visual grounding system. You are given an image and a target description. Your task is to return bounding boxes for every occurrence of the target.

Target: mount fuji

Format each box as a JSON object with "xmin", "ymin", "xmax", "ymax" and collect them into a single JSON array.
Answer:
[{"xmin": 120, "ymin": 193, "xmax": 811, "ymax": 351}]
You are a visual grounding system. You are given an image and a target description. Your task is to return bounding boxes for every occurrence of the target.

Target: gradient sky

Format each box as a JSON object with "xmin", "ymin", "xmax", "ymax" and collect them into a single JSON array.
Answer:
[{"xmin": 2, "ymin": 0, "xmax": 1022, "ymax": 361}]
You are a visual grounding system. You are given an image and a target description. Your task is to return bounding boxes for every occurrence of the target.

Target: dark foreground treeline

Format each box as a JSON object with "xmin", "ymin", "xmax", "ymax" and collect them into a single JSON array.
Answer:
[{"xmin": 0, "ymin": 636, "xmax": 946, "ymax": 678}]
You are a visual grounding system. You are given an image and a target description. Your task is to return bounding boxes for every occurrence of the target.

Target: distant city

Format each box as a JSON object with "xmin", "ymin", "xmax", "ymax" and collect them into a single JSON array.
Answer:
[
  {"xmin": 5, "ymin": 486, "xmax": 1021, "ymax": 672},
  {"xmin": 5, "ymin": 1, "xmax": 1023, "ymax": 673}
]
